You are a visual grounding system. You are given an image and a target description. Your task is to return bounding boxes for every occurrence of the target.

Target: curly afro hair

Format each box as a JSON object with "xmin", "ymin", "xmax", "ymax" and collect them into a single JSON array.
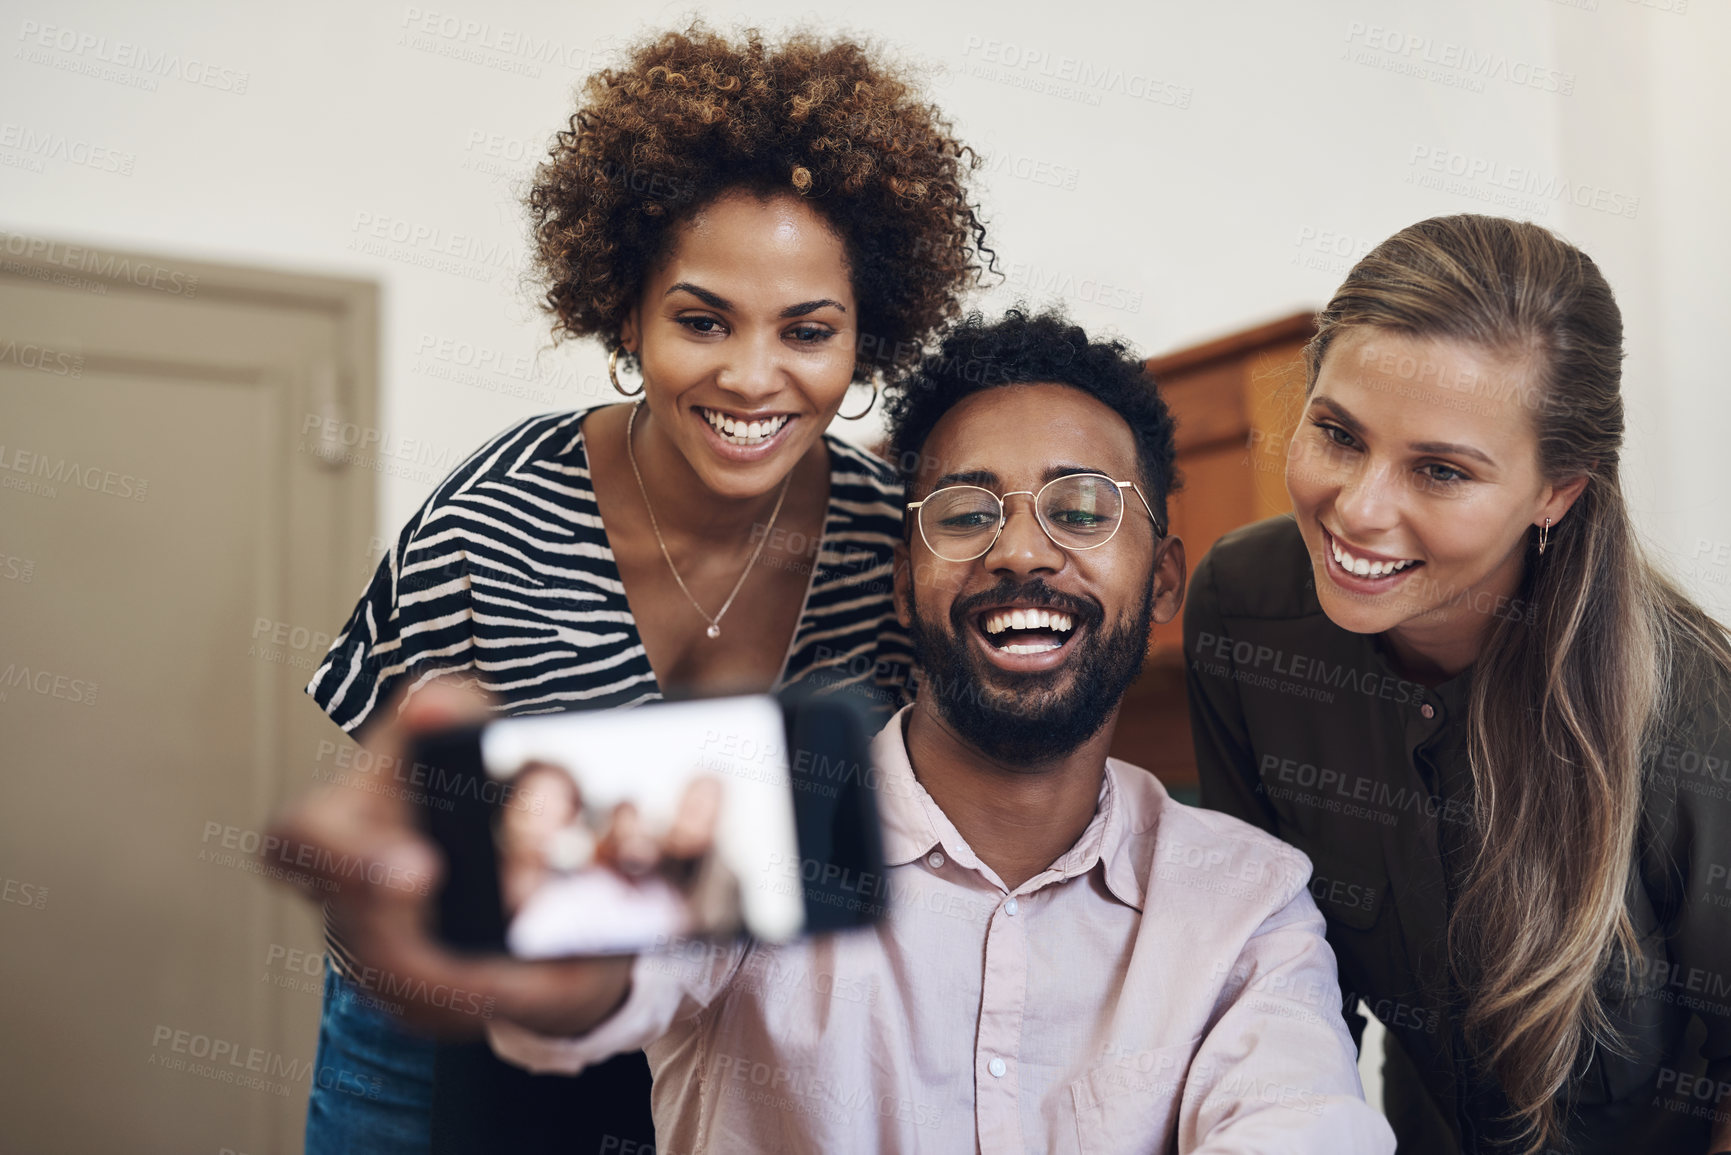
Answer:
[
  {"xmin": 526, "ymin": 23, "xmax": 994, "ymax": 381},
  {"xmin": 885, "ymin": 309, "xmax": 1179, "ymax": 531}
]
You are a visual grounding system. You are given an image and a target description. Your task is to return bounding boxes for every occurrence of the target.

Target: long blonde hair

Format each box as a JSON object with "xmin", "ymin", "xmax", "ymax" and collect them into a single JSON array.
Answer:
[{"xmin": 1305, "ymin": 214, "xmax": 1731, "ymax": 1152}]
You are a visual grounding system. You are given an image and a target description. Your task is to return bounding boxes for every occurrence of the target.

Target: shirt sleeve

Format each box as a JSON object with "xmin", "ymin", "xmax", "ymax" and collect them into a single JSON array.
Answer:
[
  {"xmin": 1177, "ymin": 874, "xmax": 1397, "ymax": 1155},
  {"xmin": 486, "ymin": 938, "xmax": 749, "ymax": 1076},
  {"xmin": 303, "ymin": 525, "xmax": 426, "ymax": 735},
  {"xmin": 303, "ymin": 416, "xmax": 548, "ymax": 734},
  {"xmin": 1183, "ymin": 550, "xmax": 1368, "ymax": 1054},
  {"xmin": 1184, "ymin": 549, "xmax": 1276, "ymax": 833}
]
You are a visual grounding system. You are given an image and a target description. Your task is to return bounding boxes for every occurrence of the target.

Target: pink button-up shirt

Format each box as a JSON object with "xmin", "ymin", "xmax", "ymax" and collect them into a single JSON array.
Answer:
[{"xmin": 491, "ymin": 707, "xmax": 1394, "ymax": 1154}]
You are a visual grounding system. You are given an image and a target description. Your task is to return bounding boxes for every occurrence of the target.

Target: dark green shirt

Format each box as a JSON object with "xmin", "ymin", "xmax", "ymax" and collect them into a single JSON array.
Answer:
[{"xmin": 1184, "ymin": 515, "xmax": 1731, "ymax": 1155}]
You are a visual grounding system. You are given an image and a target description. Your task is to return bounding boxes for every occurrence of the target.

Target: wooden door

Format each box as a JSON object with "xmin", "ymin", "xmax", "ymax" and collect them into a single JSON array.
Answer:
[
  {"xmin": 0, "ymin": 240, "xmax": 376, "ymax": 1154},
  {"xmin": 1109, "ymin": 313, "xmax": 1315, "ymax": 797}
]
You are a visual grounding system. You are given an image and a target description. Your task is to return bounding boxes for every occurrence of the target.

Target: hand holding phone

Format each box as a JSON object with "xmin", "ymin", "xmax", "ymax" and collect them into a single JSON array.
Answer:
[
  {"xmin": 415, "ymin": 691, "xmax": 887, "ymax": 961},
  {"xmin": 260, "ymin": 678, "xmax": 636, "ymax": 1038}
]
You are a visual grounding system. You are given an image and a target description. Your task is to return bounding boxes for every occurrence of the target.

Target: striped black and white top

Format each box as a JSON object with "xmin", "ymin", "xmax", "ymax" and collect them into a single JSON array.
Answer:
[{"xmin": 305, "ymin": 406, "xmax": 914, "ymax": 976}]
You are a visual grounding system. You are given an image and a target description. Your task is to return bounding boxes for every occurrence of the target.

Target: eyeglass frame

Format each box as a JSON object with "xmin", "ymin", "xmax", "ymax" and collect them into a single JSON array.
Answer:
[{"xmin": 905, "ymin": 472, "xmax": 1166, "ymax": 563}]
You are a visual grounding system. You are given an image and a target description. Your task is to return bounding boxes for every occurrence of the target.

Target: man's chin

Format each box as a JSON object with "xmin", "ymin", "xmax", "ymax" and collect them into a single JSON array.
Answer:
[
  {"xmin": 957, "ymin": 682, "xmax": 1068, "ymax": 726},
  {"xmin": 939, "ymin": 692, "xmax": 1111, "ymax": 766},
  {"xmin": 930, "ymin": 648, "xmax": 1071, "ymax": 707},
  {"xmin": 926, "ymin": 661, "xmax": 1105, "ymax": 764}
]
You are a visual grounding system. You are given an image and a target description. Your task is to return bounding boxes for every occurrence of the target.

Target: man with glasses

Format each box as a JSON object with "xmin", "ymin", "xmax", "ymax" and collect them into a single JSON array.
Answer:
[
  {"xmin": 478, "ymin": 310, "xmax": 1393, "ymax": 1152},
  {"xmin": 272, "ymin": 310, "xmax": 1392, "ymax": 1152}
]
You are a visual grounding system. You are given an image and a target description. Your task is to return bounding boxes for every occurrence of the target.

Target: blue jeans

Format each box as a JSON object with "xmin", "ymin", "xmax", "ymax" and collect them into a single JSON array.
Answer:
[{"xmin": 304, "ymin": 964, "xmax": 437, "ymax": 1154}]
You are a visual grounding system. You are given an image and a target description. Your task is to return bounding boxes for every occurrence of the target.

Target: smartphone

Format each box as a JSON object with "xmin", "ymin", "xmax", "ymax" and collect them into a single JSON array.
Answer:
[{"xmin": 412, "ymin": 690, "xmax": 887, "ymax": 958}]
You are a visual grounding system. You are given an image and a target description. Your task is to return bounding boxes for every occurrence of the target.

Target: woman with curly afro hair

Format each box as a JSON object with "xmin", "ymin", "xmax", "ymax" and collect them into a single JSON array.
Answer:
[{"xmin": 281, "ymin": 22, "xmax": 993, "ymax": 1155}]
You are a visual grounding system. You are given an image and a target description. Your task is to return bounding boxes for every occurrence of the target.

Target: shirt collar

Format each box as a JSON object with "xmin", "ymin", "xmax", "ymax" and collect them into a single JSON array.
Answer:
[
  {"xmin": 1096, "ymin": 760, "xmax": 1152, "ymax": 912},
  {"xmin": 1365, "ymin": 630, "xmax": 1474, "ymax": 718},
  {"xmin": 869, "ymin": 706, "xmax": 1144, "ymax": 910},
  {"xmin": 870, "ymin": 707, "xmax": 961, "ymax": 869}
]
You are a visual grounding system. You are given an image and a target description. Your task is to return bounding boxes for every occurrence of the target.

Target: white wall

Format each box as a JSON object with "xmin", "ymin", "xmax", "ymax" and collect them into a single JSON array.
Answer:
[{"xmin": 2, "ymin": 0, "xmax": 1725, "ymax": 613}]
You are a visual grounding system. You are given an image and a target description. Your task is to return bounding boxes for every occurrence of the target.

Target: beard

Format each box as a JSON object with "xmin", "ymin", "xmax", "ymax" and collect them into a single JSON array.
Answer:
[{"xmin": 906, "ymin": 576, "xmax": 1154, "ymax": 766}]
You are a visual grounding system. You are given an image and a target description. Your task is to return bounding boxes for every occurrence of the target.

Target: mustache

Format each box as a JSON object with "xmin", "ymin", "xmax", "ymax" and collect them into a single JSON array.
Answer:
[{"xmin": 948, "ymin": 579, "xmax": 1104, "ymax": 633}]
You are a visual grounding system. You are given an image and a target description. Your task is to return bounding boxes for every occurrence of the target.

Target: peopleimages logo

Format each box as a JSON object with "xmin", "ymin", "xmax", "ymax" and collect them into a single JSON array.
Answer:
[
  {"xmin": 0, "ymin": 231, "xmax": 198, "ymax": 296},
  {"xmin": 396, "ymin": 7, "xmax": 618, "ymax": 78},
  {"xmin": 15, "ymin": 20, "xmax": 250, "ymax": 93},
  {"xmin": 0, "ymin": 444, "xmax": 149, "ymax": 503},
  {"xmin": 0, "ymin": 123, "xmax": 135, "ymax": 175},
  {"xmin": 1407, "ymin": 145, "xmax": 1640, "ymax": 220},
  {"xmin": 0, "ymin": 339, "xmax": 82, "ymax": 377},
  {"xmin": 0, "ymin": 663, "xmax": 99, "ymax": 706},
  {"xmin": 959, "ymin": 35, "xmax": 1193, "ymax": 109},
  {"xmin": 1342, "ymin": 21, "xmax": 1575, "ymax": 95}
]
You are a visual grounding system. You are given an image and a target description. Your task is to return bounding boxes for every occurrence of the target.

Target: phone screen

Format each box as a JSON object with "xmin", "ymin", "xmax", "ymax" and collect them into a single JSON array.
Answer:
[{"xmin": 412, "ymin": 691, "xmax": 887, "ymax": 958}]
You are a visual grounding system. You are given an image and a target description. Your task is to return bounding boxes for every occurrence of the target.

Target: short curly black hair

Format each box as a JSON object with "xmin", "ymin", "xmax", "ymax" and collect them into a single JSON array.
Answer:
[
  {"xmin": 526, "ymin": 23, "xmax": 993, "ymax": 381},
  {"xmin": 885, "ymin": 309, "xmax": 1179, "ymax": 532}
]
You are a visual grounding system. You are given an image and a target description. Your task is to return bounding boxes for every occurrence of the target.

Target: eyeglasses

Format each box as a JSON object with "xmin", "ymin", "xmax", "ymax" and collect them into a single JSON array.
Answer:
[{"xmin": 907, "ymin": 473, "xmax": 1164, "ymax": 563}]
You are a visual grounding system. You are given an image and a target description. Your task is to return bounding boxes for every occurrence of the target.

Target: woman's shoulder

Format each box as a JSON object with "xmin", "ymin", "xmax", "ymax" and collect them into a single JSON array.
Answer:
[
  {"xmin": 1190, "ymin": 514, "xmax": 1317, "ymax": 622},
  {"xmin": 1637, "ymin": 613, "xmax": 1731, "ymax": 965},
  {"xmin": 1649, "ymin": 627, "xmax": 1731, "ymax": 771},
  {"xmin": 400, "ymin": 407, "xmax": 603, "ymax": 531},
  {"xmin": 821, "ymin": 433, "xmax": 903, "ymax": 497},
  {"xmin": 454, "ymin": 405, "xmax": 601, "ymax": 476},
  {"xmin": 819, "ymin": 434, "xmax": 905, "ymax": 537}
]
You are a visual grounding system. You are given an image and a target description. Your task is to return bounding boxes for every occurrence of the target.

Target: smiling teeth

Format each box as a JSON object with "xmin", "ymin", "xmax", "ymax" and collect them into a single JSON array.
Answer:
[
  {"xmin": 1330, "ymin": 537, "xmax": 1419, "ymax": 578},
  {"xmin": 700, "ymin": 408, "xmax": 790, "ymax": 445},
  {"xmin": 982, "ymin": 608, "xmax": 1075, "ymax": 636}
]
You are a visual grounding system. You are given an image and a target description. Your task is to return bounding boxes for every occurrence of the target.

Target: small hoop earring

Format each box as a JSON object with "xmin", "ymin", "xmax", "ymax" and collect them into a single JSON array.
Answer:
[
  {"xmin": 608, "ymin": 347, "xmax": 645, "ymax": 398},
  {"xmin": 838, "ymin": 377, "xmax": 880, "ymax": 421},
  {"xmin": 1537, "ymin": 517, "xmax": 1551, "ymax": 555}
]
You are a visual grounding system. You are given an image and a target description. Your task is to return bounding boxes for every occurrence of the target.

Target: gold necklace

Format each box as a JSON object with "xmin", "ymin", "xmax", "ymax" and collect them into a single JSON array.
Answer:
[{"xmin": 625, "ymin": 401, "xmax": 791, "ymax": 640}]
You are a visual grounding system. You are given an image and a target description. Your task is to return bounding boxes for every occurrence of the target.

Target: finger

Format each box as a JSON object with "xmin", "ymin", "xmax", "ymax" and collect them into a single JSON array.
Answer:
[
  {"xmin": 389, "ymin": 675, "xmax": 497, "ymax": 755},
  {"xmin": 263, "ymin": 778, "xmax": 417, "ymax": 902},
  {"xmin": 320, "ymin": 849, "xmax": 499, "ymax": 1037},
  {"xmin": 662, "ymin": 776, "xmax": 722, "ymax": 862},
  {"xmin": 334, "ymin": 879, "xmax": 632, "ymax": 1039},
  {"xmin": 266, "ymin": 676, "xmax": 497, "ymax": 895},
  {"xmin": 359, "ymin": 673, "xmax": 497, "ymax": 807}
]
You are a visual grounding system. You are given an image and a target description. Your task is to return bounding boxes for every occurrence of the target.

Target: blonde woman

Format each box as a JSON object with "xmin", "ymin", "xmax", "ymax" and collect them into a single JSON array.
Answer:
[{"xmin": 1186, "ymin": 214, "xmax": 1731, "ymax": 1154}]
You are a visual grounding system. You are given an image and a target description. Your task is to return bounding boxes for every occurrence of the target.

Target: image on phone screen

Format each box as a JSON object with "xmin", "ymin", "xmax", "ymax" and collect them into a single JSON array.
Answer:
[{"xmin": 413, "ymin": 691, "xmax": 887, "ymax": 959}]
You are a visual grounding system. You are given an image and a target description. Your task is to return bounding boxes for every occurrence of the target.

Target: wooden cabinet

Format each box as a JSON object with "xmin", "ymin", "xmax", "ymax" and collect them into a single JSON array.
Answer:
[{"xmin": 1107, "ymin": 313, "xmax": 1316, "ymax": 800}]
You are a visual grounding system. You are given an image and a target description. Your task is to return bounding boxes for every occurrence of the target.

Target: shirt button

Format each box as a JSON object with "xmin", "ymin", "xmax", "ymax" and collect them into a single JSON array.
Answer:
[
  {"xmin": 1420, "ymin": 703, "xmax": 1435, "ymax": 719},
  {"xmin": 927, "ymin": 851, "xmax": 946, "ymax": 869},
  {"xmin": 1004, "ymin": 898, "xmax": 1019, "ymax": 916},
  {"xmin": 988, "ymin": 1057, "xmax": 1007, "ymax": 1078}
]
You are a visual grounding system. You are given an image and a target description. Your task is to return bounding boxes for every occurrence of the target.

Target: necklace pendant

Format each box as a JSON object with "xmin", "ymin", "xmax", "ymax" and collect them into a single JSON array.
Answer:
[{"xmin": 706, "ymin": 623, "xmax": 721, "ymax": 639}]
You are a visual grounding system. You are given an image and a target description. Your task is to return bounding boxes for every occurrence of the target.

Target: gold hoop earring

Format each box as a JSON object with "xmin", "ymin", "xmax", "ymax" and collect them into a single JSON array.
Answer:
[
  {"xmin": 608, "ymin": 347, "xmax": 645, "ymax": 398},
  {"xmin": 1537, "ymin": 517, "xmax": 1551, "ymax": 555},
  {"xmin": 838, "ymin": 377, "xmax": 880, "ymax": 421}
]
